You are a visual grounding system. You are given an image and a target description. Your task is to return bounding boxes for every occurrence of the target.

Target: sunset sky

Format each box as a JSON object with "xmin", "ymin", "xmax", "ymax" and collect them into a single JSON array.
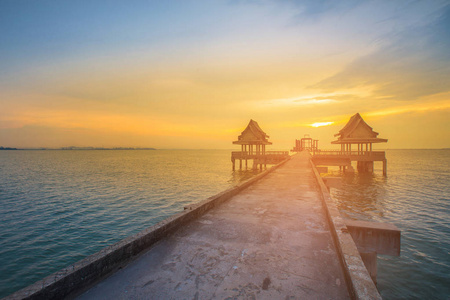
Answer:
[{"xmin": 1, "ymin": 0, "xmax": 449, "ymax": 149}]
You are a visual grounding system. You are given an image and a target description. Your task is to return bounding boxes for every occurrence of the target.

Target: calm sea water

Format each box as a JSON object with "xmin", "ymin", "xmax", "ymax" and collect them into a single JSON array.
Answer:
[
  {"xmin": 329, "ymin": 149, "xmax": 450, "ymax": 300},
  {"xmin": 0, "ymin": 149, "xmax": 449, "ymax": 299}
]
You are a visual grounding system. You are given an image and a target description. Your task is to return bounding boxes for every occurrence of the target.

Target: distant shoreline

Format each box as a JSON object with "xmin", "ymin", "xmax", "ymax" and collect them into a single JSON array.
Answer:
[
  {"xmin": 1, "ymin": 147, "xmax": 449, "ymax": 151},
  {"xmin": 0, "ymin": 147, "xmax": 156, "ymax": 151}
]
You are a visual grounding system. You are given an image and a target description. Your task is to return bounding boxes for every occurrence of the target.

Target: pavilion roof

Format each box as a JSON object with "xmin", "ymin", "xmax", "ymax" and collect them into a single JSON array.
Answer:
[
  {"xmin": 331, "ymin": 113, "xmax": 387, "ymax": 144},
  {"xmin": 233, "ymin": 119, "xmax": 272, "ymax": 145}
]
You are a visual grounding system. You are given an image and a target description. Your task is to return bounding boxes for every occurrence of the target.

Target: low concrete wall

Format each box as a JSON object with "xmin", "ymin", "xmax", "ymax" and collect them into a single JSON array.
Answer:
[
  {"xmin": 5, "ymin": 157, "xmax": 291, "ymax": 300},
  {"xmin": 345, "ymin": 219, "xmax": 401, "ymax": 256},
  {"xmin": 310, "ymin": 158, "xmax": 382, "ymax": 300}
]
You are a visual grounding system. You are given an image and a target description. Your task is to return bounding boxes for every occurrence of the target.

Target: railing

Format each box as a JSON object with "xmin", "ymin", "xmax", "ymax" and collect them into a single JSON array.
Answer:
[
  {"xmin": 265, "ymin": 151, "xmax": 290, "ymax": 155},
  {"xmin": 312, "ymin": 150, "xmax": 386, "ymax": 161},
  {"xmin": 232, "ymin": 151, "xmax": 289, "ymax": 159},
  {"xmin": 313, "ymin": 150, "xmax": 385, "ymax": 156}
]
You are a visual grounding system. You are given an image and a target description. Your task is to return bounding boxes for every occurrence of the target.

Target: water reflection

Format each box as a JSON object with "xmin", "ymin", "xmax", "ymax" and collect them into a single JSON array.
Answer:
[
  {"xmin": 228, "ymin": 168, "xmax": 264, "ymax": 185},
  {"xmin": 327, "ymin": 168, "xmax": 388, "ymax": 220}
]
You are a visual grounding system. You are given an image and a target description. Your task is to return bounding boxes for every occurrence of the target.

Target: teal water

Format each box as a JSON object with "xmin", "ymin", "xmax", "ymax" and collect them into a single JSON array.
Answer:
[
  {"xmin": 329, "ymin": 149, "xmax": 450, "ymax": 299},
  {"xmin": 0, "ymin": 149, "xmax": 449, "ymax": 299}
]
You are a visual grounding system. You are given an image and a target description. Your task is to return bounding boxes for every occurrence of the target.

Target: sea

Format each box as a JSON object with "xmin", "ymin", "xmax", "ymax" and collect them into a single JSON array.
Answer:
[{"xmin": 0, "ymin": 149, "xmax": 448, "ymax": 299}]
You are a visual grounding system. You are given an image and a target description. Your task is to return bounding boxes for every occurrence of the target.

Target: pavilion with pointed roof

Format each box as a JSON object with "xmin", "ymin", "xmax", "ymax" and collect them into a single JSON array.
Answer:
[
  {"xmin": 231, "ymin": 120, "xmax": 288, "ymax": 170},
  {"xmin": 312, "ymin": 113, "xmax": 388, "ymax": 175},
  {"xmin": 233, "ymin": 119, "xmax": 272, "ymax": 154},
  {"xmin": 332, "ymin": 113, "xmax": 387, "ymax": 154}
]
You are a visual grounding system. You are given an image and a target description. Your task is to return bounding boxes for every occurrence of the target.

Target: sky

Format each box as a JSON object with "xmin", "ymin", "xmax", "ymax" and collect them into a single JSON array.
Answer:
[{"xmin": 1, "ymin": 0, "xmax": 449, "ymax": 149}]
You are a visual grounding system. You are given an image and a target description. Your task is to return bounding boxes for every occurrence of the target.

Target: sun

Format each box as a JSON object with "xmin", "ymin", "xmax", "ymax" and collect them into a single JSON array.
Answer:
[{"xmin": 310, "ymin": 122, "xmax": 334, "ymax": 128}]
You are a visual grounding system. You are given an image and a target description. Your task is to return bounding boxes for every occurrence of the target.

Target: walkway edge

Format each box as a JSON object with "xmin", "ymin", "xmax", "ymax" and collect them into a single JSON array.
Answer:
[
  {"xmin": 5, "ymin": 157, "xmax": 291, "ymax": 300},
  {"xmin": 310, "ymin": 158, "xmax": 382, "ymax": 300}
]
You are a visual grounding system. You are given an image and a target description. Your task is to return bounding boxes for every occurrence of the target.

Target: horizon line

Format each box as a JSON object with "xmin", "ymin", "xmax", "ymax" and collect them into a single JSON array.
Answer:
[{"xmin": 1, "ymin": 147, "xmax": 449, "ymax": 151}]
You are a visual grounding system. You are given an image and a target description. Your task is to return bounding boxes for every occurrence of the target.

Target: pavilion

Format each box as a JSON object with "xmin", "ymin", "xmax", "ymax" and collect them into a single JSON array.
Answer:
[
  {"xmin": 332, "ymin": 113, "xmax": 387, "ymax": 154},
  {"xmin": 232, "ymin": 120, "xmax": 288, "ymax": 170},
  {"xmin": 313, "ymin": 113, "xmax": 388, "ymax": 175},
  {"xmin": 291, "ymin": 134, "xmax": 319, "ymax": 153}
]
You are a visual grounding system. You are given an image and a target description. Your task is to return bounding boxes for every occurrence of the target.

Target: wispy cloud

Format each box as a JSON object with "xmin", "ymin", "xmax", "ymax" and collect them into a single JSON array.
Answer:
[
  {"xmin": 365, "ymin": 98, "xmax": 450, "ymax": 118},
  {"xmin": 310, "ymin": 4, "xmax": 450, "ymax": 101},
  {"xmin": 286, "ymin": 0, "xmax": 362, "ymax": 19},
  {"xmin": 263, "ymin": 95, "xmax": 337, "ymax": 106}
]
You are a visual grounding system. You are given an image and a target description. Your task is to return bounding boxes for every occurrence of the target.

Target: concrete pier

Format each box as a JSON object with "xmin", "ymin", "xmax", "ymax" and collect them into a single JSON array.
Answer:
[{"xmin": 75, "ymin": 152, "xmax": 361, "ymax": 299}]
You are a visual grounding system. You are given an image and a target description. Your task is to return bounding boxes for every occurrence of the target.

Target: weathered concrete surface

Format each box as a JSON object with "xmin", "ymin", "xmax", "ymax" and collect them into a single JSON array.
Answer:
[
  {"xmin": 343, "ymin": 219, "xmax": 401, "ymax": 286},
  {"xmin": 76, "ymin": 152, "xmax": 350, "ymax": 300},
  {"xmin": 345, "ymin": 219, "xmax": 401, "ymax": 256},
  {"xmin": 322, "ymin": 177, "xmax": 343, "ymax": 190}
]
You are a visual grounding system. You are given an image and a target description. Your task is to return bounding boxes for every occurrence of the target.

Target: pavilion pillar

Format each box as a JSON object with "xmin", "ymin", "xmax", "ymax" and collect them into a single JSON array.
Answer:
[{"xmin": 263, "ymin": 144, "xmax": 266, "ymax": 168}]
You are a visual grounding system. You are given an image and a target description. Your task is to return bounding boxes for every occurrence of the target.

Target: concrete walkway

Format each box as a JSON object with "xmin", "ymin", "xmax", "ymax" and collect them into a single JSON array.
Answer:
[{"xmin": 77, "ymin": 152, "xmax": 349, "ymax": 299}]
